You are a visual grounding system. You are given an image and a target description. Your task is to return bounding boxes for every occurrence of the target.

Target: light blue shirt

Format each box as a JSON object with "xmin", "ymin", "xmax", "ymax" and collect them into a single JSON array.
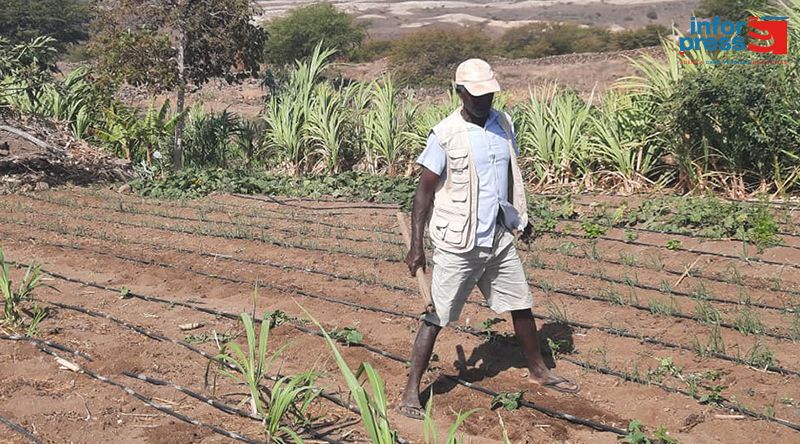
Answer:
[{"xmin": 416, "ymin": 110, "xmax": 520, "ymax": 248}]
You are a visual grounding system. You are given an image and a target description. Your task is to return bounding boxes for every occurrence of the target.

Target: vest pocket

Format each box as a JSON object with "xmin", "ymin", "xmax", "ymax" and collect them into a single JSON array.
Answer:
[
  {"xmin": 432, "ymin": 207, "xmax": 468, "ymax": 246},
  {"xmin": 443, "ymin": 216, "xmax": 469, "ymax": 245},
  {"xmin": 447, "ymin": 149, "xmax": 470, "ymax": 171}
]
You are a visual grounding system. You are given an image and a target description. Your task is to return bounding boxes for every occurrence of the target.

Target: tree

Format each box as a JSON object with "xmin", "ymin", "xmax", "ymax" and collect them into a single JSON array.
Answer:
[
  {"xmin": 388, "ymin": 28, "xmax": 491, "ymax": 86},
  {"xmin": 0, "ymin": 0, "xmax": 93, "ymax": 46},
  {"xmin": 89, "ymin": 0, "xmax": 265, "ymax": 168},
  {"xmin": 263, "ymin": 3, "xmax": 365, "ymax": 66}
]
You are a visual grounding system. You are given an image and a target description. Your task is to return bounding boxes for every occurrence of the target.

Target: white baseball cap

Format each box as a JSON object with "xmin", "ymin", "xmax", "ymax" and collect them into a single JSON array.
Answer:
[{"xmin": 455, "ymin": 59, "xmax": 501, "ymax": 96}]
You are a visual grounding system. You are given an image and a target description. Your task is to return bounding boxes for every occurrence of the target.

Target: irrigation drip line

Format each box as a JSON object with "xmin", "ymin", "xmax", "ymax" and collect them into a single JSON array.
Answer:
[
  {"xmin": 16, "ymin": 207, "xmax": 400, "ymax": 264},
  {"xmin": 6, "ymin": 214, "xmax": 795, "ymax": 321},
  {"xmin": 551, "ymin": 216, "xmax": 800, "ymax": 251},
  {"xmin": 546, "ymin": 228, "xmax": 800, "ymax": 272},
  {"xmin": 17, "ymin": 195, "xmax": 800, "ymax": 303},
  {"xmin": 86, "ymin": 189, "xmax": 403, "ymax": 237},
  {"xmin": 25, "ymin": 192, "xmax": 800, "ymax": 277},
  {"xmin": 18, "ymin": 259, "xmax": 800, "ymax": 434},
  {"xmin": 52, "ymin": 282, "xmax": 798, "ymax": 436},
  {"xmin": 12, "ymin": 217, "xmax": 795, "ymax": 345},
  {"xmin": 0, "ymin": 334, "xmax": 94, "ymax": 361},
  {"xmin": 121, "ymin": 372, "xmax": 340, "ymax": 444},
  {"xmin": 0, "ymin": 414, "xmax": 43, "ymax": 444},
  {"xmin": 231, "ymin": 193, "xmax": 401, "ymax": 211},
  {"xmin": 6, "ymin": 229, "xmax": 799, "ymax": 377},
  {"xmin": 535, "ymin": 241, "xmax": 800, "ymax": 304},
  {"xmin": 21, "ymin": 194, "xmax": 404, "ymax": 248},
  {"xmin": 529, "ymin": 258, "xmax": 788, "ymax": 312},
  {"xmin": 14, "ymin": 262, "xmax": 628, "ymax": 436},
  {"xmin": 547, "ymin": 286, "xmax": 794, "ymax": 341},
  {"xmin": 32, "ymin": 346, "xmax": 265, "ymax": 444},
  {"xmin": 9, "ymin": 202, "xmax": 798, "ymax": 316},
  {"xmin": 566, "ymin": 358, "xmax": 800, "ymax": 433}
]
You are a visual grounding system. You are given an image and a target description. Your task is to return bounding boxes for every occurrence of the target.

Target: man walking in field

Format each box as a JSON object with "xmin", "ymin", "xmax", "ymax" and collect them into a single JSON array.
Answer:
[{"xmin": 399, "ymin": 59, "xmax": 579, "ymax": 420}]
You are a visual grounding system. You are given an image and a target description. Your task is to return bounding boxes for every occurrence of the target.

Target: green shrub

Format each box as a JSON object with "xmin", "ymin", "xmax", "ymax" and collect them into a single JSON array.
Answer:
[
  {"xmin": 349, "ymin": 39, "xmax": 393, "ymax": 62},
  {"xmin": 263, "ymin": 3, "xmax": 365, "ymax": 65},
  {"xmin": 388, "ymin": 27, "xmax": 492, "ymax": 86},
  {"xmin": 665, "ymin": 60, "xmax": 800, "ymax": 194},
  {"xmin": 0, "ymin": 0, "xmax": 92, "ymax": 46}
]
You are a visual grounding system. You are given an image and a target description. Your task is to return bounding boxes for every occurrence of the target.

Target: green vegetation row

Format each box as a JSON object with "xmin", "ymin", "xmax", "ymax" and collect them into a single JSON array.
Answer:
[{"xmin": 131, "ymin": 167, "xmax": 784, "ymax": 250}]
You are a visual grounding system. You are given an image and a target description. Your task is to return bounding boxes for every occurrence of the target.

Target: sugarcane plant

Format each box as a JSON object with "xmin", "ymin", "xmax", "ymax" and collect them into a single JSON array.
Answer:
[
  {"xmin": 0, "ymin": 248, "xmax": 44, "ymax": 332},
  {"xmin": 213, "ymin": 310, "xmax": 316, "ymax": 443}
]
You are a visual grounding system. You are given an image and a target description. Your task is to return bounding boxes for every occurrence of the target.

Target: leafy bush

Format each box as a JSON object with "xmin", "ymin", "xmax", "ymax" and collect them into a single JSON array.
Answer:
[
  {"xmin": 132, "ymin": 169, "xmax": 417, "ymax": 207},
  {"xmin": 263, "ymin": 3, "xmax": 365, "ymax": 65},
  {"xmin": 0, "ymin": 0, "xmax": 92, "ymax": 46},
  {"xmin": 665, "ymin": 60, "xmax": 800, "ymax": 195},
  {"xmin": 388, "ymin": 28, "xmax": 492, "ymax": 86},
  {"xmin": 498, "ymin": 23, "xmax": 668, "ymax": 59}
]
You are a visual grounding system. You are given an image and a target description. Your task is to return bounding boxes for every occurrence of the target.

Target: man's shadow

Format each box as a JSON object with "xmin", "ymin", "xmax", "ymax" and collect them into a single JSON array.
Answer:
[{"xmin": 419, "ymin": 322, "xmax": 575, "ymax": 405}]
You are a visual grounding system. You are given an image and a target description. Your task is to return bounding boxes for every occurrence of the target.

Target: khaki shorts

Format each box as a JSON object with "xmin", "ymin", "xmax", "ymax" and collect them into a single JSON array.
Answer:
[{"xmin": 423, "ymin": 228, "xmax": 532, "ymax": 327}]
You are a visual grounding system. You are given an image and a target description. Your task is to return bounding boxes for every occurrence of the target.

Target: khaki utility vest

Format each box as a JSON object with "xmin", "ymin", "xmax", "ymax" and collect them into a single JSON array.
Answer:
[{"xmin": 428, "ymin": 108, "xmax": 528, "ymax": 253}]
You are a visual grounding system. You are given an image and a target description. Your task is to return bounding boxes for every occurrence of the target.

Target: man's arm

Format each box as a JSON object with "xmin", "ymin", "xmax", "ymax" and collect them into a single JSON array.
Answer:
[{"xmin": 405, "ymin": 168, "xmax": 439, "ymax": 276}]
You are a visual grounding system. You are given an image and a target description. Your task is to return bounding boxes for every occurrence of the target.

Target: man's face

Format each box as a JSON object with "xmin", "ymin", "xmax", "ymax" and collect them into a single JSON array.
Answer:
[{"xmin": 458, "ymin": 87, "xmax": 494, "ymax": 120}]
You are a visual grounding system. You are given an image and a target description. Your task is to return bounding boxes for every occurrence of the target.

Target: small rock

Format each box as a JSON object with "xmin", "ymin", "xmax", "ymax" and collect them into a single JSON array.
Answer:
[
  {"xmin": 117, "ymin": 183, "xmax": 132, "ymax": 194},
  {"xmin": 34, "ymin": 181, "xmax": 49, "ymax": 191}
]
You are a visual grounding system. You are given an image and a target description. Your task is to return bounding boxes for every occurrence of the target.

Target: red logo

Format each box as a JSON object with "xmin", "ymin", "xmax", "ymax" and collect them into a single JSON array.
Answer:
[{"xmin": 748, "ymin": 16, "xmax": 788, "ymax": 55}]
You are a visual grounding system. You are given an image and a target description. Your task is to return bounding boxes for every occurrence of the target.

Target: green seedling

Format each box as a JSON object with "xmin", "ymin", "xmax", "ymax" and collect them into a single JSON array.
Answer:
[
  {"xmin": 745, "ymin": 341, "xmax": 774, "ymax": 369},
  {"xmin": 329, "ymin": 326, "xmax": 364, "ymax": 345},
  {"xmin": 1, "ymin": 249, "xmax": 44, "ymax": 329},
  {"xmin": 734, "ymin": 308, "xmax": 764, "ymax": 335},
  {"xmin": 699, "ymin": 384, "xmax": 727, "ymax": 406},
  {"xmin": 624, "ymin": 231, "xmax": 639, "ymax": 243},
  {"xmin": 546, "ymin": 337, "xmax": 573, "ymax": 361},
  {"xmin": 491, "ymin": 391, "xmax": 524, "ymax": 411},
  {"xmin": 665, "ymin": 240, "xmax": 681, "ymax": 250},
  {"xmin": 475, "ymin": 317, "xmax": 506, "ymax": 341}
]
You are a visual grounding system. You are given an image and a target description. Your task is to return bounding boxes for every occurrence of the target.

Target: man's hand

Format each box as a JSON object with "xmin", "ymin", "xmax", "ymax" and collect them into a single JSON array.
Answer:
[
  {"xmin": 405, "ymin": 245, "xmax": 426, "ymax": 277},
  {"xmin": 519, "ymin": 222, "xmax": 536, "ymax": 244}
]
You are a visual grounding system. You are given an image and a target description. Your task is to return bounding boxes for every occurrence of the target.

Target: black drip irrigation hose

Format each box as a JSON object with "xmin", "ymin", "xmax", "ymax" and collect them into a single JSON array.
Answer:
[
  {"xmin": 545, "ymin": 286, "xmax": 795, "ymax": 342},
  {"xmin": 15, "ymin": 195, "xmax": 800, "ymax": 310},
  {"xmin": 21, "ymin": 194, "xmax": 404, "ymax": 248},
  {"xmin": 0, "ymin": 334, "xmax": 94, "ymax": 361},
  {"xmin": 23, "ymin": 192, "xmax": 800, "ymax": 280},
  {"xmin": 547, "ymin": 229, "xmax": 800, "ymax": 273},
  {"xmin": 13, "ymin": 215, "xmax": 795, "ymax": 344},
  {"xmin": 7, "ymin": 203, "xmax": 800, "ymax": 319},
  {"xmin": 552, "ymin": 216, "xmax": 800, "ymax": 251},
  {"xmin": 6, "ymin": 232, "xmax": 800, "ymax": 377},
  {"xmin": 566, "ymin": 358, "xmax": 800, "ymax": 433},
  {"xmin": 230, "ymin": 193, "xmax": 401, "ymax": 212},
  {"xmin": 13, "ymin": 258, "xmax": 800, "ymax": 435},
  {"xmin": 14, "ymin": 262, "xmax": 628, "ymax": 436},
  {"xmin": 51, "ymin": 285, "xmax": 757, "ymax": 438},
  {"xmin": 530, "ymin": 256, "xmax": 788, "ymax": 313},
  {"xmin": 32, "ymin": 346, "xmax": 265, "ymax": 444},
  {"xmin": 557, "ymin": 198, "xmax": 800, "ymax": 238},
  {"xmin": 533, "ymin": 242, "xmax": 800, "ymax": 308},
  {"xmin": 0, "ymin": 414, "xmax": 43, "ymax": 444}
]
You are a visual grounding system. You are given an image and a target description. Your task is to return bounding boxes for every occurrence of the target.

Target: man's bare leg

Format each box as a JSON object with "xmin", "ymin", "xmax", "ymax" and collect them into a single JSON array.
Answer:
[
  {"xmin": 399, "ymin": 320, "xmax": 442, "ymax": 418},
  {"xmin": 511, "ymin": 309, "xmax": 580, "ymax": 393}
]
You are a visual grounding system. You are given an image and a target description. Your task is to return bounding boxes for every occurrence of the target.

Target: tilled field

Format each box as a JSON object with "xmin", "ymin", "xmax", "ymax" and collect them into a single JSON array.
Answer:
[{"xmin": 1, "ymin": 187, "xmax": 799, "ymax": 443}]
